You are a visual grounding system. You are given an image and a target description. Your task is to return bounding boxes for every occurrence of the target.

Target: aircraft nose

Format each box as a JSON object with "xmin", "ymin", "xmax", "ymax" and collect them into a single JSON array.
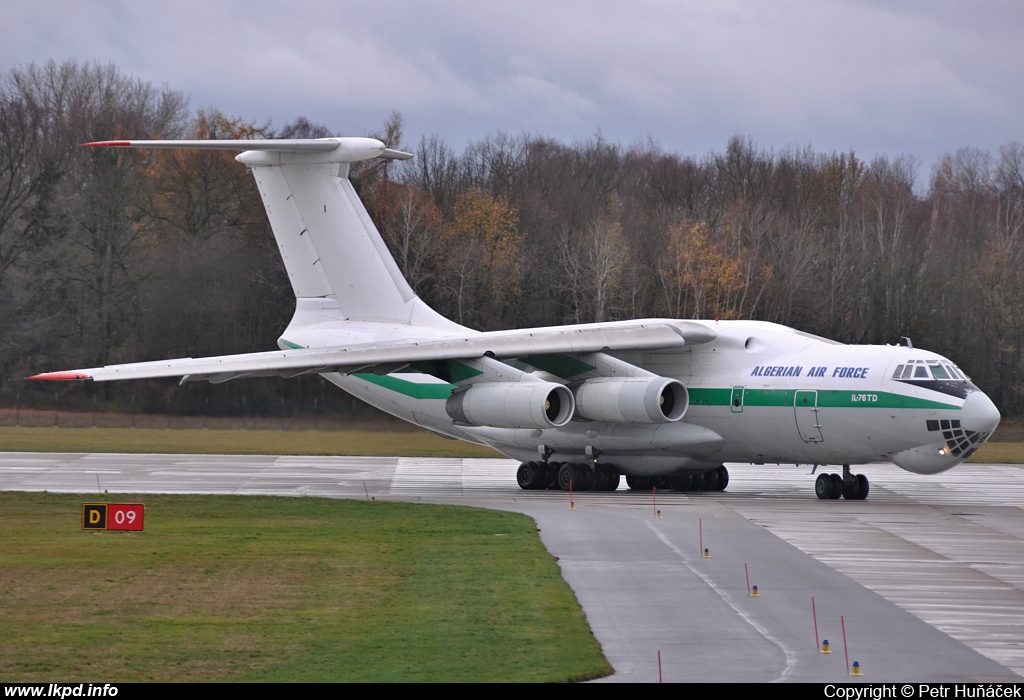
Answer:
[{"xmin": 961, "ymin": 390, "xmax": 1001, "ymax": 434}]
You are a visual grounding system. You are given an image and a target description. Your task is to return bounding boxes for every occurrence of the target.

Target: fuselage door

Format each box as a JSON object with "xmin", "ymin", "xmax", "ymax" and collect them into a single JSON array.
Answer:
[
  {"xmin": 730, "ymin": 386, "xmax": 745, "ymax": 413},
  {"xmin": 794, "ymin": 390, "xmax": 823, "ymax": 443}
]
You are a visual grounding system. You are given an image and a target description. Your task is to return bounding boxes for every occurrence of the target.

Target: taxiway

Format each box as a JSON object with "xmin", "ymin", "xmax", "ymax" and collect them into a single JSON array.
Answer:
[{"xmin": 2, "ymin": 453, "xmax": 1022, "ymax": 682}]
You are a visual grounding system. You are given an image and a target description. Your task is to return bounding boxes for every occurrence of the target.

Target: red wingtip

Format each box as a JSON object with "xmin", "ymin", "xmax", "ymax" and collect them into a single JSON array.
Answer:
[
  {"xmin": 82, "ymin": 141, "xmax": 131, "ymax": 148},
  {"xmin": 28, "ymin": 371, "xmax": 92, "ymax": 381}
]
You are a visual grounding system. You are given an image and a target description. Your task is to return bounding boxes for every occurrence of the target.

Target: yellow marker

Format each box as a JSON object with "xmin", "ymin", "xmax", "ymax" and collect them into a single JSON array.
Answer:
[
  {"xmin": 850, "ymin": 661, "xmax": 863, "ymax": 676},
  {"xmin": 703, "ymin": 548, "xmax": 710, "ymax": 558},
  {"xmin": 820, "ymin": 640, "xmax": 831, "ymax": 654},
  {"xmin": 751, "ymin": 585, "xmax": 760, "ymax": 597},
  {"xmin": 656, "ymin": 509, "xmax": 662, "ymax": 518}
]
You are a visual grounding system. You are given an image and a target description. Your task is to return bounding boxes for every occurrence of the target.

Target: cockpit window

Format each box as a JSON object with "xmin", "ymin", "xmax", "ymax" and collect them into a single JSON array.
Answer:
[
  {"xmin": 894, "ymin": 359, "xmax": 972, "ymax": 381},
  {"xmin": 894, "ymin": 358, "xmax": 974, "ymax": 398}
]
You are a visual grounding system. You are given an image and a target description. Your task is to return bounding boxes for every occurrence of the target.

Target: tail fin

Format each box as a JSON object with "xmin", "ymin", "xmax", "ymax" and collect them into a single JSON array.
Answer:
[{"xmin": 85, "ymin": 137, "xmax": 459, "ymax": 329}]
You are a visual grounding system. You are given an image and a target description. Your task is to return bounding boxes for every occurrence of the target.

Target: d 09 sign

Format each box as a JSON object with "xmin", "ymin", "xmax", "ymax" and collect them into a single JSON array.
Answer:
[{"xmin": 82, "ymin": 503, "xmax": 144, "ymax": 531}]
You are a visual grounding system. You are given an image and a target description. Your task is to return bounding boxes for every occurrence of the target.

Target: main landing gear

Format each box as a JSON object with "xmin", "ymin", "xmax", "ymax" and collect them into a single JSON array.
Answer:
[
  {"xmin": 625, "ymin": 465, "xmax": 729, "ymax": 492},
  {"xmin": 814, "ymin": 465, "xmax": 869, "ymax": 500},
  {"xmin": 516, "ymin": 461, "xmax": 621, "ymax": 491},
  {"xmin": 516, "ymin": 461, "xmax": 730, "ymax": 493}
]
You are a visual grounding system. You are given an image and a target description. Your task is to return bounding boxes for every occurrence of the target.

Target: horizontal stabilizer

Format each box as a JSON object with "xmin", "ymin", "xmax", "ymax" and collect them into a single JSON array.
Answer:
[{"xmin": 82, "ymin": 138, "xmax": 413, "ymax": 161}]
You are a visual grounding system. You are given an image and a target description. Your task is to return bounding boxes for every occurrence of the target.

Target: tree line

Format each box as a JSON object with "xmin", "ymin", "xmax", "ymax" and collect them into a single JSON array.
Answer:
[{"xmin": 2, "ymin": 61, "xmax": 1022, "ymax": 417}]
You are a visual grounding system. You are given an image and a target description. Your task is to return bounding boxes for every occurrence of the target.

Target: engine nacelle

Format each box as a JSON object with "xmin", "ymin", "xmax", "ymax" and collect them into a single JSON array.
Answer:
[
  {"xmin": 573, "ymin": 377, "xmax": 688, "ymax": 423},
  {"xmin": 446, "ymin": 382, "xmax": 575, "ymax": 429}
]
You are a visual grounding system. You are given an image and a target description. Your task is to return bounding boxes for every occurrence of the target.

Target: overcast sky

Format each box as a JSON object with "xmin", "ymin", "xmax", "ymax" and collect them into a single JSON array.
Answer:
[{"xmin": 4, "ymin": 0, "xmax": 1022, "ymax": 184}]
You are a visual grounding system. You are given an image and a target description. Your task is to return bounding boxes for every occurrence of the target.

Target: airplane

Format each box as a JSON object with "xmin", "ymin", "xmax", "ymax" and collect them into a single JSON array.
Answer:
[{"xmin": 30, "ymin": 137, "xmax": 1003, "ymax": 500}]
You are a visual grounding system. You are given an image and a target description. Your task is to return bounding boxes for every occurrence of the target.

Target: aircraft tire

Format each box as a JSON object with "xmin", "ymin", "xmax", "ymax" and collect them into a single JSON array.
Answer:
[
  {"xmin": 715, "ymin": 466, "xmax": 729, "ymax": 491},
  {"xmin": 669, "ymin": 475, "xmax": 692, "ymax": 491},
  {"xmin": 690, "ymin": 473, "xmax": 705, "ymax": 491},
  {"xmin": 829, "ymin": 473, "xmax": 843, "ymax": 499},
  {"xmin": 545, "ymin": 463, "xmax": 562, "ymax": 489},
  {"xmin": 855, "ymin": 473, "xmax": 869, "ymax": 500},
  {"xmin": 702, "ymin": 469, "xmax": 720, "ymax": 491},
  {"xmin": 605, "ymin": 468, "xmax": 621, "ymax": 491},
  {"xmin": 535, "ymin": 462, "xmax": 554, "ymax": 489},
  {"xmin": 557, "ymin": 463, "xmax": 577, "ymax": 491},
  {"xmin": 592, "ymin": 464, "xmax": 610, "ymax": 491},
  {"xmin": 815, "ymin": 473, "xmax": 833, "ymax": 500},
  {"xmin": 842, "ymin": 476, "xmax": 860, "ymax": 500},
  {"xmin": 626, "ymin": 475, "xmax": 651, "ymax": 490},
  {"xmin": 516, "ymin": 461, "xmax": 544, "ymax": 490},
  {"xmin": 573, "ymin": 462, "xmax": 594, "ymax": 491}
]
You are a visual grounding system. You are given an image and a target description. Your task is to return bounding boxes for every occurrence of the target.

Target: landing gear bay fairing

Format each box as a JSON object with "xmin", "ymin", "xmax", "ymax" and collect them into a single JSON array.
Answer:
[{"xmin": 31, "ymin": 138, "xmax": 1002, "ymax": 500}]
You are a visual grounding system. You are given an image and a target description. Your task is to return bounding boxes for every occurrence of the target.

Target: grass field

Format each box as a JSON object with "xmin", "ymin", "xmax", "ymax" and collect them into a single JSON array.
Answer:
[
  {"xmin": 0, "ymin": 425, "xmax": 1021, "ymax": 462},
  {"xmin": 0, "ymin": 426, "xmax": 502, "ymax": 458},
  {"xmin": 0, "ymin": 492, "xmax": 612, "ymax": 682}
]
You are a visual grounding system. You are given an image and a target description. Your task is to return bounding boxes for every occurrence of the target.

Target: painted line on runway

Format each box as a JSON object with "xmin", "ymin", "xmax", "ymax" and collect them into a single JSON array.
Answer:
[{"xmin": 643, "ymin": 519, "xmax": 798, "ymax": 683}]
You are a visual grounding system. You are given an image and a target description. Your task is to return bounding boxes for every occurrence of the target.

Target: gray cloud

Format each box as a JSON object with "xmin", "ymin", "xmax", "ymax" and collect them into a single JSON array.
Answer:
[{"xmin": 5, "ymin": 0, "xmax": 1022, "ymax": 180}]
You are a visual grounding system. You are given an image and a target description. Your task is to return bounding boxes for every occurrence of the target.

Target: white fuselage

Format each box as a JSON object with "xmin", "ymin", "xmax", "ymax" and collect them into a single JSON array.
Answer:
[{"xmin": 283, "ymin": 317, "xmax": 999, "ymax": 478}]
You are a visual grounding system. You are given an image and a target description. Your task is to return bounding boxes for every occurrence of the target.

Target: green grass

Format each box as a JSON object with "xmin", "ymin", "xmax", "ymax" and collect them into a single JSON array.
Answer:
[
  {"xmin": 0, "ymin": 426, "xmax": 502, "ymax": 458},
  {"xmin": 2, "ymin": 424, "xmax": 1022, "ymax": 463},
  {"xmin": 0, "ymin": 492, "xmax": 611, "ymax": 682},
  {"xmin": 966, "ymin": 442, "xmax": 1024, "ymax": 464}
]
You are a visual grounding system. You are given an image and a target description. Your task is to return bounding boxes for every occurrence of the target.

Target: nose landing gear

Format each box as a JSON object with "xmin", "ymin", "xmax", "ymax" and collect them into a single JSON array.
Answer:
[{"xmin": 815, "ymin": 465, "xmax": 869, "ymax": 500}]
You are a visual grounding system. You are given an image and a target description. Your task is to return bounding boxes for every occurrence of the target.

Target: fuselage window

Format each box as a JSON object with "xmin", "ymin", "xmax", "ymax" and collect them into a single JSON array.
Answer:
[
  {"xmin": 902, "ymin": 365, "xmax": 915, "ymax": 379},
  {"xmin": 930, "ymin": 364, "xmax": 950, "ymax": 380},
  {"xmin": 893, "ymin": 365, "xmax": 905, "ymax": 379},
  {"xmin": 914, "ymin": 366, "xmax": 930, "ymax": 378}
]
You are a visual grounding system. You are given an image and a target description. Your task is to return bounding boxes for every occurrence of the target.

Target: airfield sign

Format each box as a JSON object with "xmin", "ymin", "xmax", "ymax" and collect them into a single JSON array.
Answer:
[{"xmin": 82, "ymin": 503, "xmax": 144, "ymax": 531}]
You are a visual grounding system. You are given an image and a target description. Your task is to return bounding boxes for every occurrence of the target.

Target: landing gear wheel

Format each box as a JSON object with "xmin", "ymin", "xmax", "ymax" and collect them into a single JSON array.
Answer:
[
  {"xmin": 573, "ymin": 462, "xmax": 593, "ymax": 491},
  {"xmin": 815, "ymin": 473, "xmax": 833, "ymax": 500},
  {"xmin": 545, "ymin": 462, "xmax": 563, "ymax": 489},
  {"xmin": 669, "ymin": 475, "xmax": 692, "ymax": 491},
  {"xmin": 702, "ymin": 468, "xmax": 720, "ymax": 492},
  {"xmin": 855, "ymin": 473, "xmax": 869, "ymax": 500},
  {"xmin": 516, "ymin": 461, "xmax": 545, "ymax": 490},
  {"xmin": 626, "ymin": 475, "xmax": 652, "ymax": 490},
  {"xmin": 690, "ymin": 473, "xmax": 705, "ymax": 492},
  {"xmin": 605, "ymin": 468, "xmax": 621, "ymax": 491},
  {"xmin": 829, "ymin": 473, "xmax": 843, "ymax": 499},
  {"xmin": 715, "ymin": 466, "xmax": 729, "ymax": 491},
  {"xmin": 592, "ymin": 464, "xmax": 610, "ymax": 491},
  {"xmin": 557, "ymin": 463, "xmax": 578, "ymax": 491},
  {"xmin": 842, "ymin": 476, "xmax": 860, "ymax": 500}
]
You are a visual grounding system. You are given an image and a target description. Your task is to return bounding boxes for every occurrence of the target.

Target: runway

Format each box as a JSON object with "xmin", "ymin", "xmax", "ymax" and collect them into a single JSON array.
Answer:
[{"xmin": 2, "ymin": 452, "xmax": 1023, "ymax": 682}]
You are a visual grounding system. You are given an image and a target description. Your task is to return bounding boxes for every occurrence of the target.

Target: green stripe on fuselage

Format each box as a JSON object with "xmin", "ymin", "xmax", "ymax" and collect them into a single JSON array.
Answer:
[
  {"xmin": 688, "ymin": 387, "xmax": 955, "ymax": 410},
  {"xmin": 353, "ymin": 373, "xmax": 456, "ymax": 399}
]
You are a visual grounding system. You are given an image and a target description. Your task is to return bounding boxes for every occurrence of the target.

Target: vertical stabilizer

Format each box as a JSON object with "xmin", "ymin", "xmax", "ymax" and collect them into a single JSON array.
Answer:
[
  {"xmin": 84, "ymin": 137, "xmax": 461, "ymax": 331},
  {"xmin": 250, "ymin": 165, "xmax": 334, "ymax": 299},
  {"xmin": 238, "ymin": 147, "xmax": 459, "ymax": 329},
  {"xmin": 255, "ymin": 163, "xmax": 417, "ymax": 319}
]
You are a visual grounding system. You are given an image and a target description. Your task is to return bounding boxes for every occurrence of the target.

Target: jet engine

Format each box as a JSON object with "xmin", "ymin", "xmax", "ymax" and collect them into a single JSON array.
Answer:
[
  {"xmin": 446, "ymin": 382, "xmax": 575, "ymax": 429},
  {"xmin": 572, "ymin": 377, "xmax": 688, "ymax": 423}
]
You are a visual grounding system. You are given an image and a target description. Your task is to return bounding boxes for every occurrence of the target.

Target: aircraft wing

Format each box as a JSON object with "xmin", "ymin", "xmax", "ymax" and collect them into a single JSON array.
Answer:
[{"xmin": 30, "ymin": 321, "xmax": 715, "ymax": 384}]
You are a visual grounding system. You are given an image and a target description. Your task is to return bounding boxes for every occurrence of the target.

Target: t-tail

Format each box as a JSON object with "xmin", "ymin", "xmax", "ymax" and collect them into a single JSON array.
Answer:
[{"xmin": 84, "ymin": 138, "xmax": 463, "ymax": 338}]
